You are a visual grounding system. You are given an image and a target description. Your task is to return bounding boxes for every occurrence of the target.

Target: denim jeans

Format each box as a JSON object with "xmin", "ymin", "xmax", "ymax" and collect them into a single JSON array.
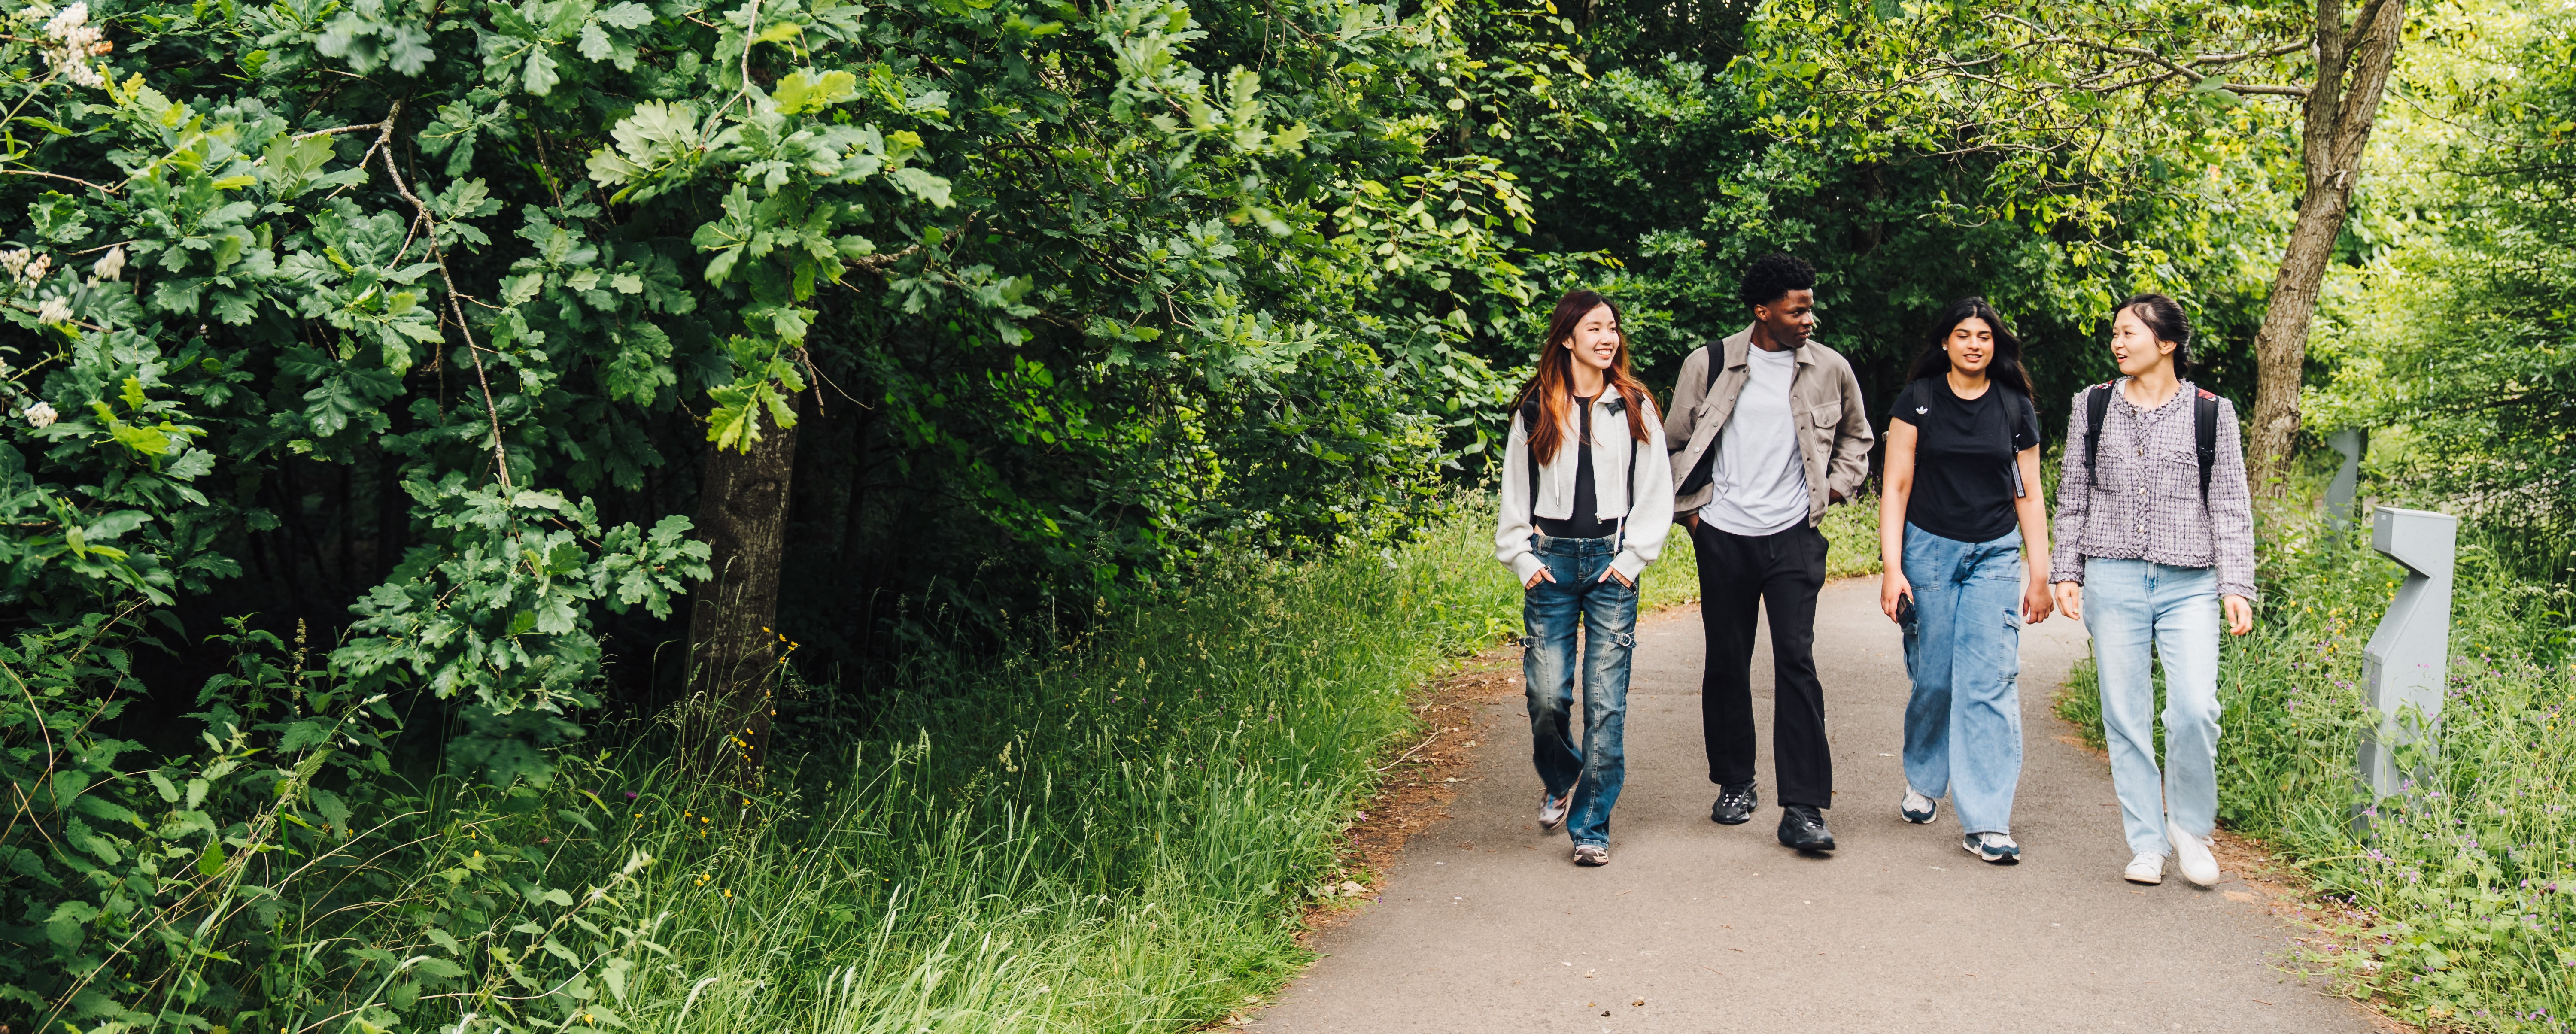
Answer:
[
  {"xmin": 1899, "ymin": 523, "xmax": 2026, "ymax": 836},
  {"xmin": 1522, "ymin": 532, "xmax": 1639, "ymax": 848},
  {"xmin": 2080, "ymin": 558, "xmax": 2223, "ymax": 858}
]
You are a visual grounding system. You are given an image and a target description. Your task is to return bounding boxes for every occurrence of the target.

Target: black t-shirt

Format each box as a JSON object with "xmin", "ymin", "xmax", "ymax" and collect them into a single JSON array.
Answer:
[
  {"xmin": 1892, "ymin": 377, "xmax": 2040, "ymax": 544},
  {"xmin": 1537, "ymin": 394, "xmax": 1613, "ymax": 539}
]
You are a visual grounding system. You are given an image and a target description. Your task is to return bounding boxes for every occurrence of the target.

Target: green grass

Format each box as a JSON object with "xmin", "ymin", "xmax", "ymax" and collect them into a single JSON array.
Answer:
[
  {"xmin": 110, "ymin": 500, "xmax": 1734, "ymax": 1033},
  {"xmin": 2052, "ymin": 508, "xmax": 2576, "ymax": 1032},
  {"xmin": 1822, "ymin": 494, "xmax": 1884, "ymax": 580}
]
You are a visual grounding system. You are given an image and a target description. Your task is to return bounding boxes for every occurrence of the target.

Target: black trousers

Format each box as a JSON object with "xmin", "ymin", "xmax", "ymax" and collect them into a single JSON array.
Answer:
[{"xmin": 1691, "ymin": 519, "xmax": 1833, "ymax": 808}]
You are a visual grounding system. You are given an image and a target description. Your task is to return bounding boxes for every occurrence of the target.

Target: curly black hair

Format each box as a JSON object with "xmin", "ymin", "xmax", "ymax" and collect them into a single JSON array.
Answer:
[{"xmin": 1739, "ymin": 252, "xmax": 1817, "ymax": 309}]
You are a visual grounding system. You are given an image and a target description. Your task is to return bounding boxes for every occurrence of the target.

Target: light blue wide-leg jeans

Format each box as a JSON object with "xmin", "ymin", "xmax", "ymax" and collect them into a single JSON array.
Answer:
[
  {"xmin": 1899, "ymin": 523, "xmax": 2026, "ymax": 835},
  {"xmin": 1521, "ymin": 533, "xmax": 1638, "ymax": 849},
  {"xmin": 2080, "ymin": 558, "xmax": 2223, "ymax": 858}
]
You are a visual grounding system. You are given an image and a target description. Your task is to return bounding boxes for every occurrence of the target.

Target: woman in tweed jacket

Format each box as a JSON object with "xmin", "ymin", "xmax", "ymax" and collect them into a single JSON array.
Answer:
[{"xmin": 2047, "ymin": 293, "xmax": 2257, "ymax": 890}]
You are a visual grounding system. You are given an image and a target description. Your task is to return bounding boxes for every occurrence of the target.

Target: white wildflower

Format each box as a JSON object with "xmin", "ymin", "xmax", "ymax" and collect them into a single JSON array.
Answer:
[
  {"xmin": 34, "ymin": 296, "xmax": 70, "ymax": 324},
  {"xmin": 15, "ymin": 253, "xmax": 50, "ymax": 286},
  {"xmin": 22, "ymin": 401, "xmax": 57, "ymax": 430},
  {"xmin": 39, "ymin": 2, "xmax": 110, "ymax": 88},
  {"xmin": 90, "ymin": 245, "xmax": 122, "ymax": 283},
  {"xmin": 0, "ymin": 249, "xmax": 27, "ymax": 281}
]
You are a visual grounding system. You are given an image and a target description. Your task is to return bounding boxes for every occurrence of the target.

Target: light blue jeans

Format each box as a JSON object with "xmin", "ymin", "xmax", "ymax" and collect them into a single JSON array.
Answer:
[
  {"xmin": 2080, "ymin": 558, "xmax": 2223, "ymax": 858},
  {"xmin": 1899, "ymin": 523, "xmax": 2025, "ymax": 836},
  {"xmin": 1521, "ymin": 532, "xmax": 1638, "ymax": 849}
]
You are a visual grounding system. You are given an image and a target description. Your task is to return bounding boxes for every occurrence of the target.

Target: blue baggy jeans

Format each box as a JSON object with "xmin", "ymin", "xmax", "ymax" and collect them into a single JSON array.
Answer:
[
  {"xmin": 1521, "ymin": 532, "xmax": 1638, "ymax": 849},
  {"xmin": 2080, "ymin": 558, "xmax": 2223, "ymax": 858},
  {"xmin": 1899, "ymin": 522, "xmax": 2026, "ymax": 836}
]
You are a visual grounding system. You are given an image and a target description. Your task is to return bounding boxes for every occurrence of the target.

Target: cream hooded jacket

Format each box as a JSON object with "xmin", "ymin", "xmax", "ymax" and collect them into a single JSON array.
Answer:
[{"xmin": 1494, "ymin": 391, "xmax": 1677, "ymax": 586}]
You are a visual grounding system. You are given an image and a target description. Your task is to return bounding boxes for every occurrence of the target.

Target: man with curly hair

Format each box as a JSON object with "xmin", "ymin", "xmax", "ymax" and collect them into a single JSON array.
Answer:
[{"xmin": 1663, "ymin": 252, "xmax": 1875, "ymax": 853}]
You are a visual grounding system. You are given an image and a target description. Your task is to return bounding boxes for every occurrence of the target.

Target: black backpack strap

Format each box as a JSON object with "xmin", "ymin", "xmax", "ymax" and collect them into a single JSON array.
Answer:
[
  {"xmin": 2194, "ymin": 388, "xmax": 2219, "ymax": 503},
  {"xmin": 1519, "ymin": 395, "xmax": 1543, "ymax": 511},
  {"xmin": 1706, "ymin": 343, "xmax": 1724, "ymax": 391},
  {"xmin": 2005, "ymin": 388, "xmax": 2028, "ymax": 498},
  {"xmin": 2083, "ymin": 383, "xmax": 2112, "ymax": 492}
]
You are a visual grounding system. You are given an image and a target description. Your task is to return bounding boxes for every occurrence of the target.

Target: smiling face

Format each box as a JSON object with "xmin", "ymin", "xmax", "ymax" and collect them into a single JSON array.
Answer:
[
  {"xmin": 1752, "ymin": 288, "xmax": 1817, "ymax": 349},
  {"xmin": 2110, "ymin": 306, "xmax": 2178, "ymax": 378},
  {"xmin": 1945, "ymin": 316, "xmax": 1995, "ymax": 376},
  {"xmin": 1561, "ymin": 303, "xmax": 1621, "ymax": 378}
]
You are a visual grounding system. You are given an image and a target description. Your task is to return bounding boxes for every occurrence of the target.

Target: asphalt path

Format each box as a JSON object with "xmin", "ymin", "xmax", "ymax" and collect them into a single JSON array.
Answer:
[{"xmin": 1254, "ymin": 577, "xmax": 2379, "ymax": 1033}]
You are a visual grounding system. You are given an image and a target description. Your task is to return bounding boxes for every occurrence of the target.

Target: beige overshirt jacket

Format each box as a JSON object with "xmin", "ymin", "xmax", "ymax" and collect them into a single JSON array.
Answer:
[{"xmin": 1662, "ymin": 324, "xmax": 1876, "ymax": 527}]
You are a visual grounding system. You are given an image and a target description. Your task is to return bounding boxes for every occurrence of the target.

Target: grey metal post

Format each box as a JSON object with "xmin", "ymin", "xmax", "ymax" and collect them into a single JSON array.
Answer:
[
  {"xmin": 2356, "ymin": 506, "xmax": 2456, "ymax": 816},
  {"xmin": 2327, "ymin": 428, "xmax": 2367, "ymax": 532}
]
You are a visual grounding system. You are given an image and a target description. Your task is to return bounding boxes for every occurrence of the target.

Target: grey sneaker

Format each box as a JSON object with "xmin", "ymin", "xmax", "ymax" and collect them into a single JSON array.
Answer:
[
  {"xmin": 1573, "ymin": 843, "xmax": 1609, "ymax": 867},
  {"xmin": 1901, "ymin": 788, "xmax": 1939, "ymax": 825},
  {"xmin": 1963, "ymin": 832, "xmax": 2020, "ymax": 864},
  {"xmin": 1537, "ymin": 791, "xmax": 1569, "ymax": 831}
]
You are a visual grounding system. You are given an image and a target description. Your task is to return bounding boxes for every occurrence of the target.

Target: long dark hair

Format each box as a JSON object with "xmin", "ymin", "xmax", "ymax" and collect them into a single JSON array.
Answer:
[
  {"xmin": 2112, "ymin": 292, "xmax": 2193, "ymax": 375},
  {"xmin": 1511, "ymin": 290, "xmax": 1653, "ymax": 465},
  {"xmin": 1907, "ymin": 296, "xmax": 2035, "ymax": 399}
]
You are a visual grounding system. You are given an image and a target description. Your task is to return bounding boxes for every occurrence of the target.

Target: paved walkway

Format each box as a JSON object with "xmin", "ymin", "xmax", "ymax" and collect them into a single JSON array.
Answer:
[{"xmin": 1257, "ymin": 578, "xmax": 2378, "ymax": 1033}]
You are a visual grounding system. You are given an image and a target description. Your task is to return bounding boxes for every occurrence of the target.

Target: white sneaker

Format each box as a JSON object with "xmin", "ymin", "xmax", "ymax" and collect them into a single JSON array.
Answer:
[
  {"xmin": 2167, "ymin": 819, "xmax": 2221, "ymax": 887},
  {"xmin": 1900, "ymin": 788, "xmax": 1938, "ymax": 824},
  {"xmin": 1572, "ymin": 844, "xmax": 1609, "ymax": 867},
  {"xmin": 1963, "ymin": 832, "xmax": 2020, "ymax": 864},
  {"xmin": 1537, "ymin": 791, "xmax": 1569, "ymax": 831},
  {"xmin": 2124, "ymin": 852, "xmax": 2165, "ymax": 885}
]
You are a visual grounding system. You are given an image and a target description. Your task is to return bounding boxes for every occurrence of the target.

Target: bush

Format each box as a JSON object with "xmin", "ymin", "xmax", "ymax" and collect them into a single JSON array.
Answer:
[{"xmin": 4, "ymin": 498, "xmax": 1716, "ymax": 1032}]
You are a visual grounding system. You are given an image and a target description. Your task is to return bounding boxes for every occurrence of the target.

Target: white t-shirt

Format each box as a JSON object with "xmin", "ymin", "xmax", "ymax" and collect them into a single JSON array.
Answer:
[{"xmin": 1700, "ymin": 346, "xmax": 1810, "ymax": 536}]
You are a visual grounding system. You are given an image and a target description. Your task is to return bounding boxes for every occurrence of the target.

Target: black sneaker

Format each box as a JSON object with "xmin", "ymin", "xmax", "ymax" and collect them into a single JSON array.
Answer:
[
  {"xmin": 1777, "ymin": 804, "xmax": 1836, "ymax": 852},
  {"xmin": 1710, "ymin": 782, "xmax": 1759, "ymax": 825}
]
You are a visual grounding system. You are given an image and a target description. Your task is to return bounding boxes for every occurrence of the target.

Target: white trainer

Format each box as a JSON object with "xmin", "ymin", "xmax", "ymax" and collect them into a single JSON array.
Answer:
[
  {"xmin": 2167, "ymin": 819, "xmax": 2221, "ymax": 887},
  {"xmin": 2124, "ymin": 852, "xmax": 2165, "ymax": 885},
  {"xmin": 1900, "ymin": 788, "xmax": 1938, "ymax": 825},
  {"xmin": 1537, "ymin": 791, "xmax": 1569, "ymax": 831},
  {"xmin": 1572, "ymin": 844, "xmax": 1609, "ymax": 867}
]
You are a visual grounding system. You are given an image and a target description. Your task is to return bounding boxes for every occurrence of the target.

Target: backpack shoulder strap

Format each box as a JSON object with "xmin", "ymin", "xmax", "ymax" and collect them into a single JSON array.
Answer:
[
  {"xmin": 1519, "ymin": 395, "xmax": 1543, "ymax": 508},
  {"xmin": 2083, "ymin": 383, "xmax": 2112, "ymax": 491},
  {"xmin": 2194, "ymin": 388, "xmax": 2220, "ymax": 503},
  {"xmin": 1707, "ymin": 343, "xmax": 1724, "ymax": 390}
]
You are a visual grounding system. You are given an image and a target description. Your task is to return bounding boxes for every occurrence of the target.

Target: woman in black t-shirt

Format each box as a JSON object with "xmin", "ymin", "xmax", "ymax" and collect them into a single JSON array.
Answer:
[{"xmin": 1876, "ymin": 297, "xmax": 2054, "ymax": 864}]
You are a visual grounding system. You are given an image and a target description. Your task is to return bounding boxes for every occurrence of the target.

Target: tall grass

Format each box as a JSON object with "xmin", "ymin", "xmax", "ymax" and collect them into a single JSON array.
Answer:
[
  {"xmin": 76, "ymin": 502, "xmax": 1718, "ymax": 1033},
  {"xmin": 2054, "ymin": 508, "xmax": 2576, "ymax": 1032}
]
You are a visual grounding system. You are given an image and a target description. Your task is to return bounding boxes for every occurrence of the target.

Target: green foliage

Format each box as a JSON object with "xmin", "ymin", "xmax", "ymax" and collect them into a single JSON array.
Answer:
[
  {"xmin": 2305, "ymin": 3, "xmax": 2576, "ymax": 583},
  {"xmin": 0, "ymin": 500, "xmax": 1644, "ymax": 1031},
  {"xmin": 1433, "ymin": 0, "xmax": 2306, "ymax": 435},
  {"xmin": 0, "ymin": 613, "xmax": 415, "ymax": 1031}
]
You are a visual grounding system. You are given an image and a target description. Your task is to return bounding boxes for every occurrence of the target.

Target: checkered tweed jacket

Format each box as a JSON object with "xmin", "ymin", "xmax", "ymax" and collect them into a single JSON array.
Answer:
[{"xmin": 2047, "ymin": 380, "xmax": 2258, "ymax": 600}]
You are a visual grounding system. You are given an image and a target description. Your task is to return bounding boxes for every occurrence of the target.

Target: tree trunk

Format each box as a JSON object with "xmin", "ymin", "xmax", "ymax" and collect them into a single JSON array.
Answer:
[
  {"xmin": 685, "ymin": 398, "xmax": 800, "ymax": 787},
  {"xmin": 2245, "ymin": 0, "xmax": 2406, "ymax": 496}
]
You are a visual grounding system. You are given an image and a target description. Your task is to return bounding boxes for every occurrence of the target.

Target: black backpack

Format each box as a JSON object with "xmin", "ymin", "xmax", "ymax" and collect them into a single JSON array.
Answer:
[{"xmin": 2084, "ymin": 382, "xmax": 2220, "ymax": 502}]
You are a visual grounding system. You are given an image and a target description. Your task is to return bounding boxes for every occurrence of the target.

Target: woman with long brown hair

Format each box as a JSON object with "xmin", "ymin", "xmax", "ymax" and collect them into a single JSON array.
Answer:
[
  {"xmin": 1495, "ymin": 289, "xmax": 1676, "ymax": 867},
  {"xmin": 1877, "ymin": 297, "xmax": 2052, "ymax": 865}
]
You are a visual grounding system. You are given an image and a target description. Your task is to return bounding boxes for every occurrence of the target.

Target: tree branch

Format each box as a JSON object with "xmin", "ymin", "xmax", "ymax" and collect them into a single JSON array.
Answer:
[
  {"xmin": 373, "ymin": 102, "xmax": 518, "ymax": 492},
  {"xmin": 0, "ymin": 168, "xmax": 118, "ymax": 194}
]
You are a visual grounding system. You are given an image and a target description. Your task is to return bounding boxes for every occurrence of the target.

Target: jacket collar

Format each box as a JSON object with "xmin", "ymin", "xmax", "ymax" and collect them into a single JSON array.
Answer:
[{"xmin": 1723, "ymin": 323, "xmax": 1816, "ymax": 369}]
